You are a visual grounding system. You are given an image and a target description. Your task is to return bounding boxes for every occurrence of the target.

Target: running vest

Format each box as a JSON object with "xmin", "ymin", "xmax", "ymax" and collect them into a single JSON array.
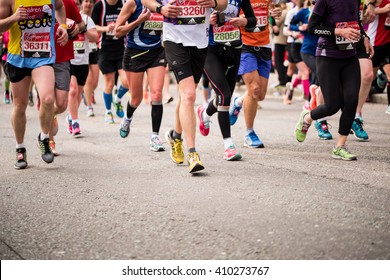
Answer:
[
  {"xmin": 209, "ymin": 0, "xmax": 243, "ymax": 46},
  {"xmin": 162, "ymin": 0, "xmax": 211, "ymax": 48},
  {"xmin": 7, "ymin": 0, "xmax": 56, "ymax": 68},
  {"xmin": 125, "ymin": 0, "xmax": 162, "ymax": 50},
  {"xmin": 367, "ymin": 0, "xmax": 390, "ymax": 47},
  {"xmin": 240, "ymin": 0, "xmax": 272, "ymax": 47},
  {"xmin": 71, "ymin": 14, "xmax": 96, "ymax": 65}
]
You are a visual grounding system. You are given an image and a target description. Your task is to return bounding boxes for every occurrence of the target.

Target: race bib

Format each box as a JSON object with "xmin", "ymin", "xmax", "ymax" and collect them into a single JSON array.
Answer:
[
  {"xmin": 73, "ymin": 34, "xmax": 86, "ymax": 54},
  {"xmin": 143, "ymin": 12, "xmax": 164, "ymax": 35},
  {"xmin": 335, "ymin": 21, "xmax": 359, "ymax": 50},
  {"xmin": 213, "ymin": 22, "xmax": 240, "ymax": 44},
  {"xmin": 176, "ymin": 0, "xmax": 206, "ymax": 25},
  {"xmin": 106, "ymin": 22, "xmax": 118, "ymax": 40},
  {"xmin": 22, "ymin": 32, "xmax": 51, "ymax": 58},
  {"xmin": 254, "ymin": 9, "xmax": 268, "ymax": 32}
]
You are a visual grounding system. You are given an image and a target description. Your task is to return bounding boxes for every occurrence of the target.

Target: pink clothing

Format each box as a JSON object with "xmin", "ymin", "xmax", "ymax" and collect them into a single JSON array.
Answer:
[{"xmin": 2, "ymin": 31, "xmax": 9, "ymax": 62}]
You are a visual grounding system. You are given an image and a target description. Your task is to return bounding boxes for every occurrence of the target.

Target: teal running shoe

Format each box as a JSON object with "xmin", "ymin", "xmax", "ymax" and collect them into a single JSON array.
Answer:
[
  {"xmin": 351, "ymin": 117, "xmax": 368, "ymax": 141},
  {"xmin": 315, "ymin": 120, "xmax": 332, "ymax": 140},
  {"xmin": 119, "ymin": 117, "xmax": 131, "ymax": 138}
]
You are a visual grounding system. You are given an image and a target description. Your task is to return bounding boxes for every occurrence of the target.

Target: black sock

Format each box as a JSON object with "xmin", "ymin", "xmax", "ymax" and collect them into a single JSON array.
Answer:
[
  {"xmin": 172, "ymin": 130, "xmax": 182, "ymax": 140},
  {"xmin": 151, "ymin": 104, "xmax": 163, "ymax": 134},
  {"xmin": 206, "ymin": 100, "xmax": 217, "ymax": 116},
  {"xmin": 126, "ymin": 102, "xmax": 137, "ymax": 119},
  {"xmin": 218, "ymin": 111, "xmax": 231, "ymax": 139}
]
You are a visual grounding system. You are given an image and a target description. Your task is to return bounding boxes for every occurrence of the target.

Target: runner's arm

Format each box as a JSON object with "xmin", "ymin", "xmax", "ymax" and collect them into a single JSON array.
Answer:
[
  {"xmin": 114, "ymin": 0, "xmax": 144, "ymax": 38},
  {"xmin": 0, "ymin": 2, "xmax": 27, "ymax": 33}
]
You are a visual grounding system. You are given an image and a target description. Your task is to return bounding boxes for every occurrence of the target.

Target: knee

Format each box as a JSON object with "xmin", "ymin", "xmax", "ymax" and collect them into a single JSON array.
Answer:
[
  {"xmin": 40, "ymin": 94, "xmax": 55, "ymax": 106},
  {"xmin": 180, "ymin": 90, "xmax": 196, "ymax": 105},
  {"xmin": 361, "ymin": 70, "xmax": 374, "ymax": 85},
  {"xmin": 150, "ymin": 89, "xmax": 162, "ymax": 103},
  {"xmin": 248, "ymin": 85, "xmax": 265, "ymax": 101}
]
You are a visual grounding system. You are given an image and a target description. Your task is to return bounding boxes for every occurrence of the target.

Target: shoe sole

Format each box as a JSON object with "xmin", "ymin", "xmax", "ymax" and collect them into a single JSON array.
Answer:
[
  {"xmin": 224, "ymin": 154, "xmax": 242, "ymax": 161},
  {"xmin": 14, "ymin": 163, "xmax": 28, "ymax": 170},
  {"xmin": 332, "ymin": 155, "xmax": 357, "ymax": 161},
  {"xmin": 189, "ymin": 163, "xmax": 205, "ymax": 173},
  {"xmin": 150, "ymin": 146, "xmax": 165, "ymax": 152},
  {"xmin": 243, "ymin": 142, "xmax": 264, "ymax": 148},
  {"xmin": 351, "ymin": 130, "xmax": 369, "ymax": 142}
]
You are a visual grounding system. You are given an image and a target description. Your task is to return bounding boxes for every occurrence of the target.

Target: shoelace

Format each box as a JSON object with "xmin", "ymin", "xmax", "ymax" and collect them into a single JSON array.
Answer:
[
  {"xmin": 355, "ymin": 119, "xmax": 364, "ymax": 131},
  {"xmin": 174, "ymin": 139, "xmax": 183, "ymax": 154},
  {"xmin": 302, "ymin": 121, "xmax": 310, "ymax": 133},
  {"xmin": 39, "ymin": 138, "xmax": 51, "ymax": 154}
]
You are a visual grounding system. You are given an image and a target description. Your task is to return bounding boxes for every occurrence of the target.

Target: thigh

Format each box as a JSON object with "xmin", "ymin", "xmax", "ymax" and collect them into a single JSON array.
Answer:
[{"xmin": 32, "ymin": 65, "xmax": 55, "ymax": 98}]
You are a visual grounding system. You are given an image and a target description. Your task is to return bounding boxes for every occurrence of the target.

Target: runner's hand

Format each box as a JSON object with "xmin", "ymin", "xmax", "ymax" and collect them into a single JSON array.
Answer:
[
  {"xmin": 364, "ymin": 36, "xmax": 374, "ymax": 59},
  {"xmin": 197, "ymin": 0, "xmax": 215, "ymax": 8},
  {"xmin": 161, "ymin": 1, "xmax": 182, "ymax": 19},
  {"xmin": 12, "ymin": 6, "xmax": 28, "ymax": 22},
  {"xmin": 229, "ymin": 17, "xmax": 247, "ymax": 28},
  {"xmin": 336, "ymin": 28, "xmax": 361, "ymax": 42},
  {"xmin": 57, "ymin": 25, "xmax": 69, "ymax": 46}
]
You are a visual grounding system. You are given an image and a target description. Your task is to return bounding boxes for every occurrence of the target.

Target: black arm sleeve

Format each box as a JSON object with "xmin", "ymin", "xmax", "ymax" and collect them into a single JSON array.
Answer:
[
  {"xmin": 308, "ymin": 12, "xmax": 335, "ymax": 37},
  {"xmin": 241, "ymin": 0, "xmax": 256, "ymax": 29}
]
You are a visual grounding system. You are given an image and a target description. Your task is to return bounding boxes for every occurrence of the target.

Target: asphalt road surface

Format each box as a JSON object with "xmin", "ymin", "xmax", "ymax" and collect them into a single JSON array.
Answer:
[{"xmin": 0, "ymin": 80, "xmax": 389, "ymax": 260}]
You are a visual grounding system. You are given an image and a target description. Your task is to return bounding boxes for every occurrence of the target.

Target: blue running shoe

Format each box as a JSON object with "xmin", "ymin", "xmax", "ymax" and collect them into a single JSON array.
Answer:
[
  {"xmin": 314, "ymin": 120, "xmax": 332, "ymax": 140},
  {"xmin": 119, "ymin": 118, "xmax": 131, "ymax": 138},
  {"xmin": 351, "ymin": 117, "xmax": 368, "ymax": 141},
  {"xmin": 244, "ymin": 131, "xmax": 264, "ymax": 148},
  {"xmin": 113, "ymin": 100, "xmax": 124, "ymax": 118},
  {"xmin": 229, "ymin": 97, "xmax": 242, "ymax": 126}
]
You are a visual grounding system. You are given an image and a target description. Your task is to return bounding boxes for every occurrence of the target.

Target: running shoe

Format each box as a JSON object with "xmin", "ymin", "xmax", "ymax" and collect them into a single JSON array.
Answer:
[
  {"xmin": 244, "ymin": 131, "xmax": 264, "ymax": 148},
  {"xmin": 229, "ymin": 96, "xmax": 242, "ymax": 126},
  {"xmin": 314, "ymin": 120, "xmax": 332, "ymax": 140},
  {"xmin": 4, "ymin": 90, "xmax": 10, "ymax": 104},
  {"xmin": 28, "ymin": 92, "xmax": 34, "ymax": 107},
  {"xmin": 150, "ymin": 135, "xmax": 165, "ymax": 152},
  {"xmin": 66, "ymin": 115, "xmax": 72, "ymax": 134},
  {"xmin": 196, "ymin": 105, "xmax": 210, "ymax": 136},
  {"xmin": 385, "ymin": 105, "xmax": 390, "ymax": 115},
  {"xmin": 86, "ymin": 107, "xmax": 95, "ymax": 117},
  {"xmin": 187, "ymin": 152, "xmax": 205, "ymax": 173},
  {"xmin": 119, "ymin": 118, "xmax": 131, "ymax": 138},
  {"xmin": 283, "ymin": 82, "xmax": 293, "ymax": 105},
  {"xmin": 351, "ymin": 117, "xmax": 368, "ymax": 141},
  {"xmin": 72, "ymin": 122, "xmax": 81, "ymax": 136},
  {"xmin": 309, "ymin": 84, "xmax": 318, "ymax": 110},
  {"xmin": 224, "ymin": 146, "xmax": 242, "ymax": 161},
  {"xmin": 37, "ymin": 134, "xmax": 54, "ymax": 163},
  {"xmin": 332, "ymin": 146, "xmax": 357, "ymax": 161},
  {"xmin": 164, "ymin": 129, "xmax": 184, "ymax": 164},
  {"xmin": 49, "ymin": 141, "xmax": 59, "ymax": 156},
  {"xmin": 14, "ymin": 148, "xmax": 28, "ymax": 170},
  {"xmin": 53, "ymin": 115, "xmax": 59, "ymax": 136},
  {"xmin": 113, "ymin": 100, "xmax": 124, "ymax": 118},
  {"xmin": 105, "ymin": 112, "xmax": 115, "ymax": 124},
  {"xmin": 295, "ymin": 110, "xmax": 311, "ymax": 142}
]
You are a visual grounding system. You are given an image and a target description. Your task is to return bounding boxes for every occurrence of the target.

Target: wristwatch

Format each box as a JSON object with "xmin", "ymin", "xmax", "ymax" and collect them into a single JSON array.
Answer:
[{"xmin": 156, "ymin": 5, "xmax": 162, "ymax": 14}]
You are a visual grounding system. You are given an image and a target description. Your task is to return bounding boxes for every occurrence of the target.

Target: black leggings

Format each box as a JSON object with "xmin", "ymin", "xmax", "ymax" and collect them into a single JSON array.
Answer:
[
  {"xmin": 311, "ymin": 56, "xmax": 360, "ymax": 136},
  {"xmin": 203, "ymin": 45, "xmax": 241, "ymax": 107},
  {"xmin": 274, "ymin": 43, "xmax": 288, "ymax": 86},
  {"xmin": 203, "ymin": 45, "xmax": 241, "ymax": 139}
]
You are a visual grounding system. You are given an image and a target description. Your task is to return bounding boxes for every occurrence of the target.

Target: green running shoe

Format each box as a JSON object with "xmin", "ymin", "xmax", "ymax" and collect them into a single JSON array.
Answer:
[
  {"xmin": 295, "ymin": 110, "xmax": 311, "ymax": 142},
  {"xmin": 332, "ymin": 146, "xmax": 357, "ymax": 161}
]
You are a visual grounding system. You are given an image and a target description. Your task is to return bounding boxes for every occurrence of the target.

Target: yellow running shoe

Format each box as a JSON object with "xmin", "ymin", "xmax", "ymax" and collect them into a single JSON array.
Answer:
[
  {"xmin": 187, "ymin": 152, "xmax": 205, "ymax": 173},
  {"xmin": 164, "ymin": 129, "xmax": 184, "ymax": 164}
]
